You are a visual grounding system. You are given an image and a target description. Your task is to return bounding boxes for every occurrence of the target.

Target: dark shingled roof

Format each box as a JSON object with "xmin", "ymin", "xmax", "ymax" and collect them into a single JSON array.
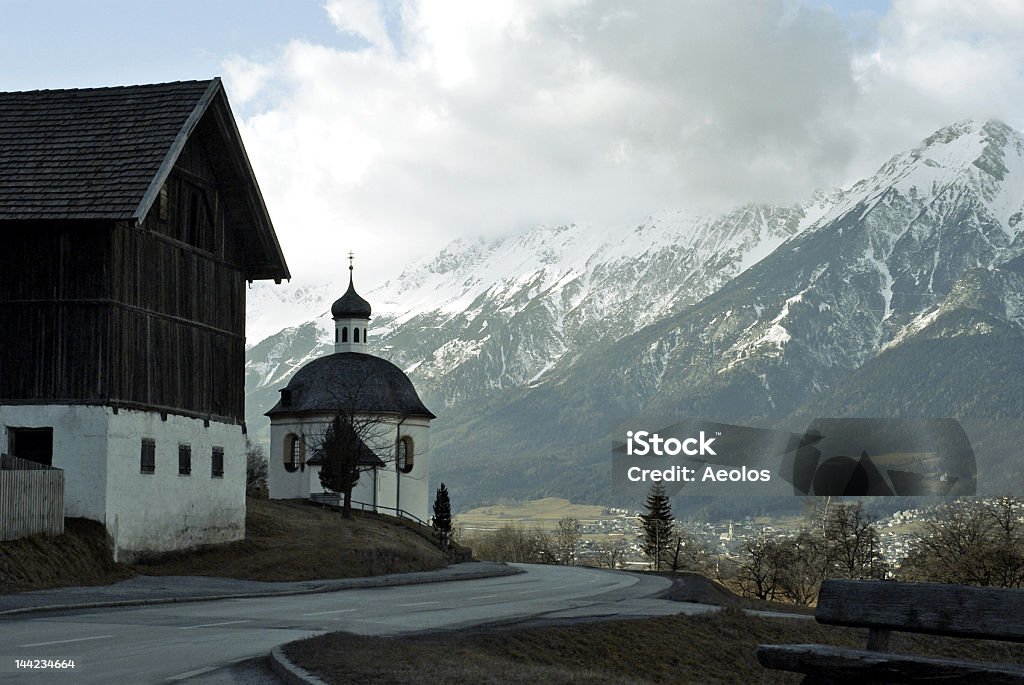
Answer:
[
  {"xmin": 0, "ymin": 80, "xmax": 213, "ymax": 220},
  {"xmin": 0, "ymin": 79, "xmax": 289, "ymax": 281},
  {"xmin": 331, "ymin": 273, "xmax": 372, "ymax": 319},
  {"xmin": 266, "ymin": 352, "xmax": 435, "ymax": 419}
]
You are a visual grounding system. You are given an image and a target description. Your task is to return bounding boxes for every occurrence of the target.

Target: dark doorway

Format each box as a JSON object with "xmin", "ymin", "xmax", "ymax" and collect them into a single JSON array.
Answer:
[{"xmin": 8, "ymin": 427, "xmax": 53, "ymax": 466}]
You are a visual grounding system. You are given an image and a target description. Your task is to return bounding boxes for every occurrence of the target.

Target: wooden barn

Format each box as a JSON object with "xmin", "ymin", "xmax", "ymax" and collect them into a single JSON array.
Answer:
[{"xmin": 0, "ymin": 79, "xmax": 288, "ymax": 559}]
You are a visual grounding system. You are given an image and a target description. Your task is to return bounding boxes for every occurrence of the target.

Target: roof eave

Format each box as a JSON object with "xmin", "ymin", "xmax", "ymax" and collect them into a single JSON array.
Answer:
[{"xmin": 133, "ymin": 78, "xmax": 290, "ymax": 284}]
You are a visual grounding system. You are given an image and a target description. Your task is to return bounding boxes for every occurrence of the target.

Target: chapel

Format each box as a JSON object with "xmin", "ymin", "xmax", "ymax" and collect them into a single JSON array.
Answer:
[{"xmin": 265, "ymin": 261, "xmax": 435, "ymax": 520}]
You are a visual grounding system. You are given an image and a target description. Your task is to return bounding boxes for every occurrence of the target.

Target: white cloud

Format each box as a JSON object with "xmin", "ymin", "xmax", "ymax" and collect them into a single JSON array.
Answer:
[
  {"xmin": 324, "ymin": 0, "xmax": 393, "ymax": 52},
  {"xmin": 223, "ymin": 0, "xmax": 1024, "ymax": 300},
  {"xmin": 844, "ymin": 0, "xmax": 1024, "ymax": 178}
]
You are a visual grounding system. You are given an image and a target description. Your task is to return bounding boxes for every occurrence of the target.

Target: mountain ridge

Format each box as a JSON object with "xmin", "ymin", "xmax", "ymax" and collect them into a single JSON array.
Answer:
[{"xmin": 245, "ymin": 118, "xmax": 1024, "ymax": 511}]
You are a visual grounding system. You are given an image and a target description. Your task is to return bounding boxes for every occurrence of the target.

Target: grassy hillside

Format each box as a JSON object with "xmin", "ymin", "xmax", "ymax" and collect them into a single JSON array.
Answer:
[{"xmin": 1, "ymin": 498, "xmax": 449, "ymax": 593}]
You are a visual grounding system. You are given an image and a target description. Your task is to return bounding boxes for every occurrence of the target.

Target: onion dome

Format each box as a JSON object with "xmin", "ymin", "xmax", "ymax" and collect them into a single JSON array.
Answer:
[{"xmin": 331, "ymin": 271, "xmax": 371, "ymax": 319}]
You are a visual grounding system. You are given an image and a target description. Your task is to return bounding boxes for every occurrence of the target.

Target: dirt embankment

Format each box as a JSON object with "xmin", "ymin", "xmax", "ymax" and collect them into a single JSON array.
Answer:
[
  {"xmin": 0, "ymin": 518, "xmax": 132, "ymax": 594},
  {"xmin": 1, "ymin": 498, "xmax": 451, "ymax": 593}
]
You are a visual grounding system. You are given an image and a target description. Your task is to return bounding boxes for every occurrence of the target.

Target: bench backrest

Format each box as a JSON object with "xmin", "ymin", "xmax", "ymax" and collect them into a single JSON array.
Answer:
[{"xmin": 817, "ymin": 579, "xmax": 1024, "ymax": 642}]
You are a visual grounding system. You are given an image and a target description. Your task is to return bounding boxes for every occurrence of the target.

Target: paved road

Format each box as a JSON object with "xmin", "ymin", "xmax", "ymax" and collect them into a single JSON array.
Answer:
[{"xmin": 0, "ymin": 564, "xmax": 711, "ymax": 684}]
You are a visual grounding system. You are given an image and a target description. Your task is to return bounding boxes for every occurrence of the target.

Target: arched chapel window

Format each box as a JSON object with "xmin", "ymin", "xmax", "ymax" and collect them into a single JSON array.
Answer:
[
  {"xmin": 284, "ymin": 433, "xmax": 303, "ymax": 472},
  {"xmin": 397, "ymin": 436, "xmax": 414, "ymax": 474},
  {"xmin": 354, "ymin": 328, "xmax": 360, "ymax": 343},
  {"xmin": 341, "ymin": 327, "xmax": 348, "ymax": 343}
]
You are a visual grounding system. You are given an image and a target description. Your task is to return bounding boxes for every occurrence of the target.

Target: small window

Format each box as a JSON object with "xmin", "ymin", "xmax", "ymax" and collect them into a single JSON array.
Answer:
[
  {"xmin": 341, "ymin": 327, "xmax": 348, "ymax": 343},
  {"xmin": 178, "ymin": 444, "xmax": 192, "ymax": 475},
  {"xmin": 211, "ymin": 447, "xmax": 224, "ymax": 478},
  {"xmin": 397, "ymin": 436, "xmax": 414, "ymax": 474},
  {"xmin": 335, "ymin": 327, "xmax": 339, "ymax": 343},
  {"xmin": 354, "ymin": 328, "xmax": 360, "ymax": 343},
  {"xmin": 8, "ymin": 427, "xmax": 53, "ymax": 467},
  {"xmin": 363, "ymin": 327, "xmax": 367, "ymax": 341},
  {"xmin": 284, "ymin": 433, "xmax": 302, "ymax": 473},
  {"xmin": 141, "ymin": 438, "xmax": 156, "ymax": 474}
]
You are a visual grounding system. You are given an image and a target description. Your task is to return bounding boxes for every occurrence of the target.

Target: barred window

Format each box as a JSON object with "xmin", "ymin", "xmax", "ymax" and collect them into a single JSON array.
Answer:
[
  {"xmin": 397, "ymin": 436, "xmax": 414, "ymax": 474},
  {"xmin": 178, "ymin": 444, "xmax": 192, "ymax": 476},
  {"xmin": 141, "ymin": 438, "xmax": 156, "ymax": 474},
  {"xmin": 211, "ymin": 447, "xmax": 224, "ymax": 478},
  {"xmin": 284, "ymin": 433, "xmax": 302, "ymax": 473}
]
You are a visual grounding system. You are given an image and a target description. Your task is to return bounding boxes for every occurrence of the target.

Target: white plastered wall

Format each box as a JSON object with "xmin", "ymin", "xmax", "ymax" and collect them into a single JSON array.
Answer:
[
  {"xmin": 0, "ymin": 405, "xmax": 247, "ymax": 560},
  {"xmin": 104, "ymin": 410, "xmax": 246, "ymax": 561},
  {"xmin": 0, "ymin": 404, "xmax": 108, "ymax": 521}
]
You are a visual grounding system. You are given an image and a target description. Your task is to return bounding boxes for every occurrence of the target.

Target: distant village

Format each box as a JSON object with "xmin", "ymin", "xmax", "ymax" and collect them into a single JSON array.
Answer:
[{"xmin": 468, "ymin": 502, "xmax": 947, "ymax": 571}]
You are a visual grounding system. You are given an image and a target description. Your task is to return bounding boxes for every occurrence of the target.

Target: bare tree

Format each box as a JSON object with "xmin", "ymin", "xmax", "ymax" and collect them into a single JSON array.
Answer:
[
  {"xmin": 592, "ymin": 539, "xmax": 628, "ymax": 569},
  {"xmin": 776, "ymin": 530, "xmax": 826, "ymax": 606},
  {"xmin": 468, "ymin": 523, "xmax": 553, "ymax": 563},
  {"xmin": 308, "ymin": 405, "xmax": 395, "ymax": 518},
  {"xmin": 729, "ymin": 532, "xmax": 788, "ymax": 601},
  {"xmin": 667, "ymin": 523, "xmax": 711, "ymax": 573},
  {"xmin": 552, "ymin": 517, "xmax": 582, "ymax": 566},
  {"xmin": 985, "ymin": 496, "xmax": 1024, "ymax": 588},
  {"xmin": 245, "ymin": 439, "xmax": 268, "ymax": 496},
  {"xmin": 822, "ymin": 502, "xmax": 885, "ymax": 580},
  {"xmin": 900, "ymin": 496, "xmax": 1024, "ymax": 587}
]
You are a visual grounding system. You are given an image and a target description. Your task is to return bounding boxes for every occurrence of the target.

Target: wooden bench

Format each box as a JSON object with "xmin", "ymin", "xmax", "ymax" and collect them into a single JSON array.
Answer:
[
  {"xmin": 310, "ymin": 492, "xmax": 340, "ymax": 507},
  {"xmin": 757, "ymin": 579, "xmax": 1024, "ymax": 683}
]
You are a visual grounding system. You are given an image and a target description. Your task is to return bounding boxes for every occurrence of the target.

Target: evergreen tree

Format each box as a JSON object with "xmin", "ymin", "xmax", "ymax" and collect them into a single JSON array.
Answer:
[
  {"xmin": 433, "ymin": 483, "xmax": 453, "ymax": 551},
  {"xmin": 640, "ymin": 483, "xmax": 674, "ymax": 570},
  {"xmin": 318, "ymin": 415, "xmax": 365, "ymax": 518}
]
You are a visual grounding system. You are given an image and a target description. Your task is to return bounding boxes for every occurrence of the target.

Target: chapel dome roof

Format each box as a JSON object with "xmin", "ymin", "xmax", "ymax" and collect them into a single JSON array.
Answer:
[
  {"xmin": 265, "ymin": 352, "xmax": 434, "ymax": 419},
  {"xmin": 331, "ymin": 274, "xmax": 371, "ymax": 319}
]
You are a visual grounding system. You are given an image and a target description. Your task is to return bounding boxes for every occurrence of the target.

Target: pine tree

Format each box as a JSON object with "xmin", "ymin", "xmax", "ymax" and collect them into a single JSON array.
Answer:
[
  {"xmin": 318, "ymin": 415, "xmax": 364, "ymax": 518},
  {"xmin": 640, "ymin": 482, "xmax": 674, "ymax": 570},
  {"xmin": 433, "ymin": 483, "xmax": 453, "ymax": 551}
]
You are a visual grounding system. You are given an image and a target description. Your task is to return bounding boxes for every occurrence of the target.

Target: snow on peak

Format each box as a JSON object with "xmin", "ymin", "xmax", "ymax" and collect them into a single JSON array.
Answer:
[{"xmin": 812, "ymin": 119, "xmax": 1024, "ymax": 236}]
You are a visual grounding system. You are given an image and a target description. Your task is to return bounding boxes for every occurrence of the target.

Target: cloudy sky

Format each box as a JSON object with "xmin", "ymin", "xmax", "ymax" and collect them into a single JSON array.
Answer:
[{"xmin": 3, "ymin": 0, "xmax": 1024, "ymax": 293}]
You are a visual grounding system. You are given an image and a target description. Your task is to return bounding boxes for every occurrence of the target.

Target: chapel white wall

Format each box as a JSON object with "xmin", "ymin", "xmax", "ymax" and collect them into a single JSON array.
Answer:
[{"xmin": 267, "ymin": 413, "xmax": 431, "ymax": 521}]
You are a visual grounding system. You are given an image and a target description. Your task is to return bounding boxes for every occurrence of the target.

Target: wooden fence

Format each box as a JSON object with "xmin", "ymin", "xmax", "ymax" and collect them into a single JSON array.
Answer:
[{"xmin": 0, "ymin": 453, "xmax": 64, "ymax": 541}]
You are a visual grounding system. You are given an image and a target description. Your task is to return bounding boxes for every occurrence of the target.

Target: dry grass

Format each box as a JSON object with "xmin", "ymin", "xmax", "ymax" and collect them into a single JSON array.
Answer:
[
  {"xmin": 135, "ymin": 498, "xmax": 449, "ymax": 581},
  {"xmin": 286, "ymin": 608, "xmax": 1024, "ymax": 685},
  {"xmin": 0, "ymin": 518, "xmax": 133, "ymax": 594},
  {"xmin": 1, "ymin": 498, "xmax": 448, "ymax": 593},
  {"xmin": 655, "ymin": 571, "xmax": 814, "ymax": 614}
]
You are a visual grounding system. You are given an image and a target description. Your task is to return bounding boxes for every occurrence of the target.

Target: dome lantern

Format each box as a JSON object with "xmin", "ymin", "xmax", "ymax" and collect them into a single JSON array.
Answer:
[{"xmin": 332, "ymin": 252, "xmax": 371, "ymax": 353}]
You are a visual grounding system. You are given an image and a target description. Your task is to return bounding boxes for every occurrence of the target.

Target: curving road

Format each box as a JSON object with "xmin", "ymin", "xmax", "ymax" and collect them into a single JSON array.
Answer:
[{"xmin": 0, "ymin": 564, "xmax": 713, "ymax": 684}]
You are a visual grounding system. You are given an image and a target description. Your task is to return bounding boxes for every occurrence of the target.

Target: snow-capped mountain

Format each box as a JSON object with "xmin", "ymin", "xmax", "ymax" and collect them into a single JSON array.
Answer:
[
  {"xmin": 601, "ymin": 119, "xmax": 1024, "ymax": 417},
  {"xmin": 245, "ymin": 119, "xmax": 1024, "ymax": 510},
  {"xmin": 425, "ymin": 119, "xmax": 1024, "ymax": 507},
  {"xmin": 245, "ymin": 195, "xmax": 836, "ymax": 437}
]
